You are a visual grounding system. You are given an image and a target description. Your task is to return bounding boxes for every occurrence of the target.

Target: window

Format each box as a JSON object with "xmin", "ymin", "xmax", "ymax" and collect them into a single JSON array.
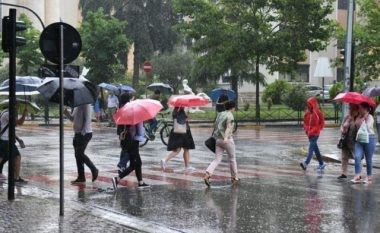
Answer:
[{"xmin": 279, "ymin": 64, "xmax": 309, "ymax": 82}]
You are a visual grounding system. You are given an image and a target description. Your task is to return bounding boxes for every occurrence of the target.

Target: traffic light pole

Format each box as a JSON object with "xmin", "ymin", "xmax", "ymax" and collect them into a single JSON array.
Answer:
[{"xmin": 7, "ymin": 8, "xmax": 17, "ymax": 200}]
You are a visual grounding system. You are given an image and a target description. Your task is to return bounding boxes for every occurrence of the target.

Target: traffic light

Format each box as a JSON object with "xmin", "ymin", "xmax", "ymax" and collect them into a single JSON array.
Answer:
[
  {"xmin": 339, "ymin": 49, "xmax": 345, "ymax": 63},
  {"xmin": 1, "ymin": 15, "xmax": 26, "ymax": 52}
]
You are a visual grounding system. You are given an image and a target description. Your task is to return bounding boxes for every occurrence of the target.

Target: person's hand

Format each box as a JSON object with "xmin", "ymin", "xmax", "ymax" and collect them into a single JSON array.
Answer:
[{"xmin": 17, "ymin": 138, "xmax": 25, "ymax": 148}]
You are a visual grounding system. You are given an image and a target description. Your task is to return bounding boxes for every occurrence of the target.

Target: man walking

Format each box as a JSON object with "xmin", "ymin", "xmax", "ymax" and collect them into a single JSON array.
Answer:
[{"xmin": 64, "ymin": 104, "xmax": 98, "ymax": 184}]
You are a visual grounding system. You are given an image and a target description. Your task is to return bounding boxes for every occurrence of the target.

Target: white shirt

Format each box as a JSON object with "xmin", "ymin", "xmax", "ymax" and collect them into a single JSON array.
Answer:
[
  {"xmin": 70, "ymin": 104, "xmax": 92, "ymax": 135},
  {"xmin": 0, "ymin": 111, "xmax": 9, "ymax": 140},
  {"xmin": 107, "ymin": 95, "xmax": 119, "ymax": 108}
]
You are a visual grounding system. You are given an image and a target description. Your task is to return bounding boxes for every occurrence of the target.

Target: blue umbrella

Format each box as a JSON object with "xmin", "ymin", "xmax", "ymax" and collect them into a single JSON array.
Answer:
[
  {"xmin": 117, "ymin": 84, "xmax": 136, "ymax": 94},
  {"xmin": 209, "ymin": 88, "xmax": 236, "ymax": 102},
  {"xmin": 98, "ymin": 83, "xmax": 119, "ymax": 93},
  {"xmin": 0, "ymin": 76, "xmax": 42, "ymax": 95}
]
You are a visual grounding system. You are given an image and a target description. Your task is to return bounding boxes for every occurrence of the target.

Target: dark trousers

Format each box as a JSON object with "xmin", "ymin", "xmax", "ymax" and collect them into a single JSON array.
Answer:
[
  {"xmin": 73, "ymin": 133, "xmax": 97, "ymax": 179},
  {"xmin": 119, "ymin": 140, "xmax": 142, "ymax": 181}
]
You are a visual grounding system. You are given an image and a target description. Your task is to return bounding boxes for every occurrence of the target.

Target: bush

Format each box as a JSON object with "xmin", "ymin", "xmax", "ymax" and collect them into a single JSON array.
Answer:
[
  {"xmin": 262, "ymin": 80, "xmax": 291, "ymax": 104},
  {"xmin": 283, "ymin": 84, "xmax": 308, "ymax": 111}
]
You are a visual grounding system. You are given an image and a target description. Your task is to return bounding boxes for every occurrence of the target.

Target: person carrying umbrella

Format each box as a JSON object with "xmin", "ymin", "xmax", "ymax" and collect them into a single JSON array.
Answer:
[
  {"xmin": 64, "ymin": 104, "xmax": 99, "ymax": 184},
  {"xmin": 215, "ymin": 90, "xmax": 229, "ymax": 112},
  {"xmin": 112, "ymin": 93, "xmax": 149, "ymax": 190},
  {"xmin": 0, "ymin": 105, "xmax": 28, "ymax": 183}
]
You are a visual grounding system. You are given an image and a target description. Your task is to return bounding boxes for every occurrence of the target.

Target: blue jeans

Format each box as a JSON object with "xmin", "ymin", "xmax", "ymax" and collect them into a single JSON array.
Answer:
[
  {"xmin": 305, "ymin": 136, "xmax": 324, "ymax": 165},
  {"xmin": 354, "ymin": 134, "xmax": 376, "ymax": 176}
]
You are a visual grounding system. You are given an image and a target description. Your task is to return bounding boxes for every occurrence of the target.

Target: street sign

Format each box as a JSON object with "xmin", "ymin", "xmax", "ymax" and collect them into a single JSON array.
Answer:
[
  {"xmin": 39, "ymin": 22, "xmax": 81, "ymax": 64},
  {"xmin": 143, "ymin": 61, "xmax": 152, "ymax": 73}
]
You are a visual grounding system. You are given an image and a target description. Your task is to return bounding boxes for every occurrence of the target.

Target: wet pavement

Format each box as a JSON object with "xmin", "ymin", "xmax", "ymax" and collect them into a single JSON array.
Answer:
[{"xmin": 1, "ymin": 121, "xmax": 380, "ymax": 233}]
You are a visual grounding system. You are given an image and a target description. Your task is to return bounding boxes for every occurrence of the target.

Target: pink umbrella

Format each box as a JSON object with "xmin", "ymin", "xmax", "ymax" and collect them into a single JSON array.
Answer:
[
  {"xmin": 113, "ymin": 99, "xmax": 163, "ymax": 125},
  {"xmin": 333, "ymin": 92, "xmax": 376, "ymax": 108},
  {"xmin": 168, "ymin": 95, "xmax": 209, "ymax": 107}
]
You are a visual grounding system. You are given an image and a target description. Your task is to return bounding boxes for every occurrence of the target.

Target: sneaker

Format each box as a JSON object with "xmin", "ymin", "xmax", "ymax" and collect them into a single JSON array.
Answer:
[
  {"xmin": 364, "ymin": 177, "xmax": 373, "ymax": 184},
  {"xmin": 350, "ymin": 176, "xmax": 362, "ymax": 184},
  {"xmin": 92, "ymin": 168, "xmax": 99, "ymax": 182},
  {"xmin": 15, "ymin": 177, "xmax": 28, "ymax": 184},
  {"xmin": 71, "ymin": 178, "xmax": 86, "ymax": 184},
  {"xmin": 337, "ymin": 174, "xmax": 347, "ymax": 179},
  {"xmin": 300, "ymin": 162, "xmax": 307, "ymax": 171},
  {"xmin": 138, "ymin": 183, "xmax": 150, "ymax": 189},
  {"xmin": 231, "ymin": 178, "xmax": 240, "ymax": 185},
  {"xmin": 204, "ymin": 176, "xmax": 211, "ymax": 187},
  {"xmin": 185, "ymin": 166, "xmax": 196, "ymax": 173},
  {"xmin": 317, "ymin": 164, "xmax": 326, "ymax": 170},
  {"xmin": 160, "ymin": 159, "xmax": 166, "ymax": 171},
  {"xmin": 112, "ymin": 177, "xmax": 119, "ymax": 190}
]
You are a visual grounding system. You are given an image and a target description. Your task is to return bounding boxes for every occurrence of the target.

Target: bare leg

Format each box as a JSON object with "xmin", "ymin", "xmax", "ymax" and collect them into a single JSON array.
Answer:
[
  {"xmin": 183, "ymin": 149, "xmax": 190, "ymax": 168},
  {"xmin": 163, "ymin": 148, "xmax": 181, "ymax": 163},
  {"xmin": 14, "ymin": 155, "xmax": 21, "ymax": 179}
]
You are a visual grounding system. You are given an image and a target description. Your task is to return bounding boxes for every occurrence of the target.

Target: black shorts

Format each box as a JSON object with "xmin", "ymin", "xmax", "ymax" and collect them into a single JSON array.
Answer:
[{"xmin": 0, "ymin": 139, "xmax": 20, "ymax": 160}]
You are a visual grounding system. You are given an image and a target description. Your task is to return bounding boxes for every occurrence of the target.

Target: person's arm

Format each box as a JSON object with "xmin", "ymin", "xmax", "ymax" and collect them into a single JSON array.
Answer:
[
  {"xmin": 15, "ymin": 135, "xmax": 25, "ymax": 148},
  {"xmin": 16, "ymin": 108, "xmax": 28, "ymax": 125},
  {"xmin": 223, "ymin": 120, "xmax": 233, "ymax": 143},
  {"xmin": 63, "ymin": 108, "xmax": 74, "ymax": 121}
]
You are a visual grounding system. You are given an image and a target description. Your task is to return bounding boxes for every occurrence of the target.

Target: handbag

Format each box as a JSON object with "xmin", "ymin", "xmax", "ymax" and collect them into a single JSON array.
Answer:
[
  {"xmin": 205, "ymin": 136, "xmax": 216, "ymax": 153},
  {"xmin": 337, "ymin": 134, "xmax": 346, "ymax": 149},
  {"xmin": 356, "ymin": 121, "xmax": 369, "ymax": 143},
  {"xmin": 173, "ymin": 118, "xmax": 187, "ymax": 134}
]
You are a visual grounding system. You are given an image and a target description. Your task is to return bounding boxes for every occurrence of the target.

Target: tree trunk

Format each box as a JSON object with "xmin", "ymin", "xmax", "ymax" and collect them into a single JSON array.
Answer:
[
  {"xmin": 132, "ymin": 42, "xmax": 140, "ymax": 88},
  {"xmin": 255, "ymin": 56, "xmax": 260, "ymax": 125}
]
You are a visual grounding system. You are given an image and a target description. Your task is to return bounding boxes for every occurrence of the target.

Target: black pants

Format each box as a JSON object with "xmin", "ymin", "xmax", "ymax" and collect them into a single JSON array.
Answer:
[
  {"xmin": 73, "ymin": 133, "xmax": 97, "ymax": 179},
  {"xmin": 119, "ymin": 140, "xmax": 142, "ymax": 181}
]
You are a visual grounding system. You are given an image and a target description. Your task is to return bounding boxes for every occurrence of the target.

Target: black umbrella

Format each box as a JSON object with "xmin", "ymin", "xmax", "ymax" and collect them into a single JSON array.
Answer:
[
  {"xmin": 147, "ymin": 83, "xmax": 173, "ymax": 94},
  {"xmin": 37, "ymin": 77, "xmax": 97, "ymax": 107}
]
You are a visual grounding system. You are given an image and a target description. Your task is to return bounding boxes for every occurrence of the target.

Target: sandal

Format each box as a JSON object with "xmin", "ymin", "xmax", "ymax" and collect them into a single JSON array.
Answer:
[
  {"xmin": 231, "ymin": 177, "xmax": 240, "ymax": 185},
  {"xmin": 203, "ymin": 173, "xmax": 211, "ymax": 187}
]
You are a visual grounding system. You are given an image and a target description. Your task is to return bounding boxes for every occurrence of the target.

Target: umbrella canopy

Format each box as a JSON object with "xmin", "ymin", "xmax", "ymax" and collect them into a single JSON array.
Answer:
[
  {"xmin": 0, "ymin": 76, "xmax": 43, "ymax": 95},
  {"xmin": 333, "ymin": 92, "xmax": 376, "ymax": 108},
  {"xmin": 113, "ymin": 99, "xmax": 163, "ymax": 125},
  {"xmin": 168, "ymin": 95, "xmax": 209, "ymax": 107},
  {"xmin": 147, "ymin": 83, "xmax": 173, "ymax": 94},
  {"xmin": 362, "ymin": 87, "xmax": 380, "ymax": 97},
  {"xmin": 117, "ymin": 84, "xmax": 136, "ymax": 95},
  {"xmin": 98, "ymin": 83, "xmax": 119, "ymax": 93},
  {"xmin": 0, "ymin": 98, "xmax": 41, "ymax": 114},
  {"xmin": 209, "ymin": 88, "xmax": 236, "ymax": 102},
  {"xmin": 37, "ymin": 77, "xmax": 98, "ymax": 107}
]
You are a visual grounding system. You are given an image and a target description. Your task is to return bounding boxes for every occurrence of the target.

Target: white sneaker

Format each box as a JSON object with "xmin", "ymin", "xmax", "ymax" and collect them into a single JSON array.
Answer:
[
  {"xmin": 185, "ymin": 166, "xmax": 196, "ymax": 173},
  {"xmin": 160, "ymin": 159, "xmax": 166, "ymax": 171}
]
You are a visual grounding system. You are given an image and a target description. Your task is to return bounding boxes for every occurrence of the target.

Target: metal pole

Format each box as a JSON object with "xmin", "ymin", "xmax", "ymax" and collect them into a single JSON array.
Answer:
[
  {"xmin": 59, "ymin": 23, "xmax": 64, "ymax": 216},
  {"xmin": 7, "ymin": 8, "xmax": 16, "ymax": 200},
  {"xmin": 343, "ymin": 0, "xmax": 354, "ymax": 116}
]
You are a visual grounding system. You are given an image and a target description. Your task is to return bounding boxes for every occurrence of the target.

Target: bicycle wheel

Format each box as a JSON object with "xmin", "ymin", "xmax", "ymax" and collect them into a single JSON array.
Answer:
[
  {"xmin": 139, "ymin": 124, "xmax": 150, "ymax": 147},
  {"xmin": 160, "ymin": 123, "xmax": 173, "ymax": 146}
]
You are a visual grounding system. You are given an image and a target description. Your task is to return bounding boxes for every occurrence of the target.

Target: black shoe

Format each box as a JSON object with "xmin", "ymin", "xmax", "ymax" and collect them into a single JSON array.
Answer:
[
  {"xmin": 204, "ymin": 176, "xmax": 211, "ymax": 187},
  {"xmin": 337, "ymin": 174, "xmax": 347, "ymax": 179},
  {"xmin": 138, "ymin": 183, "xmax": 150, "ymax": 189},
  {"xmin": 15, "ymin": 177, "xmax": 28, "ymax": 184},
  {"xmin": 300, "ymin": 162, "xmax": 307, "ymax": 171},
  {"xmin": 71, "ymin": 178, "xmax": 86, "ymax": 184},
  {"xmin": 112, "ymin": 177, "xmax": 119, "ymax": 190},
  {"xmin": 92, "ymin": 169, "xmax": 99, "ymax": 182}
]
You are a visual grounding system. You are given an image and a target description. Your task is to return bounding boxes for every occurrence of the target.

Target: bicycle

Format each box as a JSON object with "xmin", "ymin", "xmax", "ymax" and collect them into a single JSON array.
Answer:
[{"xmin": 139, "ymin": 111, "xmax": 173, "ymax": 147}]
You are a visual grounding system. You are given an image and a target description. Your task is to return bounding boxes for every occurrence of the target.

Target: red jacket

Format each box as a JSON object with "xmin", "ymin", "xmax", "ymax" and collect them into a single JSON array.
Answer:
[{"xmin": 303, "ymin": 97, "xmax": 325, "ymax": 137}]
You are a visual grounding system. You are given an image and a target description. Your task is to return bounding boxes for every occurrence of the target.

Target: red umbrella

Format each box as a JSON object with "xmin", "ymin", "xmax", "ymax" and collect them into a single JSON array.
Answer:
[
  {"xmin": 113, "ymin": 99, "xmax": 163, "ymax": 125},
  {"xmin": 333, "ymin": 92, "xmax": 376, "ymax": 108},
  {"xmin": 168, "ymin": 95, "xmax": 209, "ymax": 107}
]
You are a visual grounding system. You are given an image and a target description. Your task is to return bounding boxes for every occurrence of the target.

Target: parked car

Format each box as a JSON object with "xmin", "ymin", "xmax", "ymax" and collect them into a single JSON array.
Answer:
[
  {"xmin": 322, "ymin": 84, "xmax": 333, "ymax": 100},
  {"xmin": 305, "ymin": 85, "xmax": 323, "ymax": 97}
]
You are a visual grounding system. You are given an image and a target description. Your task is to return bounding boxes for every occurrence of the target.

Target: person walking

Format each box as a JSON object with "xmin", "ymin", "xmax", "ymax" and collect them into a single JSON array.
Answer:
[
  {"xmin": 375, "ymin": 103, "xmax": 380, "ymax": 145},
  {"xmin": 0, "ymin": 107, "xmax": 28, "ymax": 183},
  {"xmin": 160, "ymin": 107, "xmax": 195, "ymax": 172},
  {"xmin": 300, "ymin": 96, "xmax": 326, "ymax": 171},
  {"xmin": 351, "ymin": 102, "xmax": 376, "ymax": 184},
  {"xmin": 204, "ymin": 101, "xmax": 239, "ymax": 187},
  {"xmin": 64, "ymin": 104, "xmax": 99, "ymax": 184},
  {"xmin": 337, "ymin": 103, "xmax": 359, "ymax": 179},
  {"xmin": 107, "ymin": 93, "xmax": 119, "ymax": 127},
  {"xmin": 112, "ymin": 93, "xmax": 149, "ymax": 190}
]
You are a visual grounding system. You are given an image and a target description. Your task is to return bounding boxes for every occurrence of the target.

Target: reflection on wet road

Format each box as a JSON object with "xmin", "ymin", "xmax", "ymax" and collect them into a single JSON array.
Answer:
[{"xmin": 4, "ymin": 125, "xmax": 379, "ymax": 232}]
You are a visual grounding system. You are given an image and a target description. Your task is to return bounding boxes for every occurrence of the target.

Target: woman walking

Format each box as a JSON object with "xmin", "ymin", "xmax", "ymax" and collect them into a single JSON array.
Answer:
[
  {"xmin": 351, "ymin": 102, "xmax": 376, "ymax": 184},
  {"xmin": 300, "ymin": 96, "xmax": 326, "ymax": 171},
  {"xmin": 112, "ymin": 93, "xmax": 149, "ymax": 190},
  {"xmin": 204, "ymin": 101, "xmax": 238, "ymax": 187},
  {"xmin": 338, "ymin": 103, "xmax": 359, "ymax": 179},
  {"xmin": 160, "ymin": 107, "xmax": 195, "ymax": 172}
]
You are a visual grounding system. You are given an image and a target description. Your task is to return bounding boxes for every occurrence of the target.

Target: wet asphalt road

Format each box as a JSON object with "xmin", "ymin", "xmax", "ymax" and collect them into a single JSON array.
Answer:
[{"xmin": 2, "ymin": 122, "xmax": 380, "ymax": 233}]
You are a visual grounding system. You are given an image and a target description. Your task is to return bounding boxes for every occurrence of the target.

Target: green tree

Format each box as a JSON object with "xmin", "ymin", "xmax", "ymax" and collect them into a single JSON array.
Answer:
[
  {"xmin": 80, "ymin": 9, "xmax": 129, "ymax": 84},
  {"xmin": 17, "ymin": 13, "xmax": 43, "ymax": 75},
  {"xmin": 354, "ymin": 0, "xmax": 380, "ymax": 81},
  {"xmin": 151, "ymin": 49, "xmax": 194, "ymax": 93},
  {"xmin": 262, "ymin": 80, "xmax": 291, "ymax": 104},
  {"xmin": 173, "ymin": 0, "xmax": 334, "ymax": 122}
]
